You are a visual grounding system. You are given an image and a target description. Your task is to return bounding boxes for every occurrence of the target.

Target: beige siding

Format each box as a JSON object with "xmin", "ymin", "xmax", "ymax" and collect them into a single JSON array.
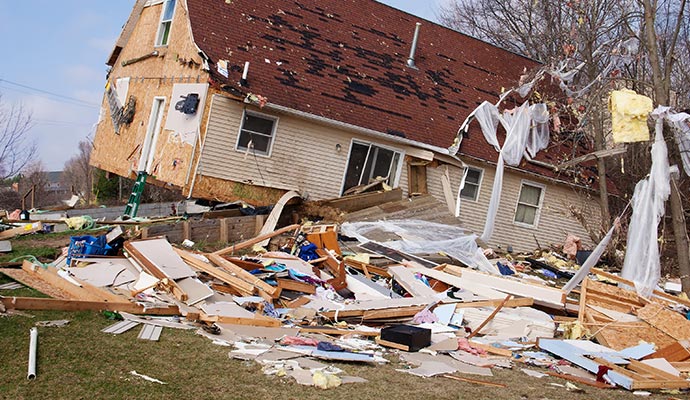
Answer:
[
  {"xmin": 199, "ymin": 95, "xmax": 411, "ymax": 200},
  {"xmin": 427, "ymin": 160, "xmax": 602, "ymax": 252}
]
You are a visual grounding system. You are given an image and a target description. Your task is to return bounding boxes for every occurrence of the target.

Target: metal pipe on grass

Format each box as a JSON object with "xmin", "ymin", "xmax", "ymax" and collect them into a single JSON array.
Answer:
[{"xmin": 27, "ymin": 327, "xmax": 37, "ymax": 380}]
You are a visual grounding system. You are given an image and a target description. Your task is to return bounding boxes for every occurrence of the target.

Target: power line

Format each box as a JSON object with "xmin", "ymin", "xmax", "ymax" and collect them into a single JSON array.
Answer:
[{"xmin": 0, "ymin": 78, "xmax": 100, "ymax": 109}]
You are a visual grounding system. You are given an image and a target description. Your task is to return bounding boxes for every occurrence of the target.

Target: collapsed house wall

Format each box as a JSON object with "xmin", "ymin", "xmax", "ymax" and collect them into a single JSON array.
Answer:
[
  {"xmin": 426, "ymin": 160, "xmax": 602, "ymax": 252},
  {"xmin": 91, "ymin": 0, "xmax": 209, "ymax": 188}
]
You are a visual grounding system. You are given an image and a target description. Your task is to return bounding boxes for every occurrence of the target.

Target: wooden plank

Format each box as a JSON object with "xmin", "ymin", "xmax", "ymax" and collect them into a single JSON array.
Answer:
[
  {"xmin": 388, "ymin": 266, "xmax": 438, "ymax": 297},
  {"xmin": 322, "ymin": 188, "xmax": 403, "ymax": 213},
  {"xmin": 226, "ymin": 257, "xmax": 264, "ymax": 271},
  {"xmin": 362, "ymin": 305, "xmax": 426, "ymax": 320},
  {"xmin": 454, "ymin": 298, "xmax": 533, "ymax": 309},
  {"xmin": 0, "ymin": 268, "xmax": 73, "ymax": 299},
  {"xmin": 213, "ymin": 224, "xmax": 301, "ymax": 256},
  {"xmin": 21, "ymin": 261, "xmax": 99, "ymax": 301},
  {"xmin": 219, "ymin": 218, "xmax": 229, "ymax": 243},
  {"xmin": 627, "ymin": 359, "xmax": 681, "ymax": 381},
  {"xmin": 646, "ymin": 340, "xmax": 690, "ymax": 362},
  {"xmin": 376, "ymin": 337, "xmax": 410, "ymax": 351},
  {"xmin": 467, "ymin": 341, "xmax": 513, "ymax": 357},
  {"xmin": 0, "ymin": 222, "xmax": 43, "ymax": 240},
  {"xmin": 207, "ymin": 253, "xmax": 279, "ymax": 299},
  {"xmin": 410, "ymin": 267, "xmax": 506, "ymax": 300},
  {"xmin": 670, "ymin": 362, "xmax": 690, "ymax": 372},
  {"xmin": 443, "ymin": 264, "xmax": 565, "ymax": 308},
  {"xmin": 276, "ymin": 278, "xmax": 316, "ymax": 294},
  {"xmin": 174, "ymin": 248, "xmax": 254, "ymax": 295},
  {"xmin": 199, "ymin": 312, "xmax": 281, "ymax": 327},
  {"xmin": 123, "ymin": 242, "xmax": 188, "ymax": 302},
  {"xmin": 542, "ymin": 371, "xmax": 615, "ymax": 389},
  {"xmin": 298, "ymin": 326, "xmax": 379, "ymax": 337},
  {"xmin": 0, "ymin": 296, "xmax": 179, "ymax": 315},
  {"xmin": 467, "ymin": 295, "xmax": 512, "ymax": 339},
  {"xmin": 577, "ymin": 278, "xmax": 588, "ymax": 327},
  {"xmin": 590, "ymin": 268, "xmax": 690, "ymax": 307}
]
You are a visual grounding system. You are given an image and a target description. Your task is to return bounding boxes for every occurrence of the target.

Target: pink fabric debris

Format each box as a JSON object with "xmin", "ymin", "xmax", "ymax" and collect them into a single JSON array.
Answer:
[
  {"xmin": 280, "ymin": 336, "xmax": 319, "ymax": 346},
  {"xmin": 412, "ymin": 309, "xmax": 438, "ymax": 324},
  {"xmin": 457, "ymin": 338, "xmax": 487, "ymax": 355},
  {"xmin": 563, "ymin": 234, "xmax": 582, "ymax": 259}
]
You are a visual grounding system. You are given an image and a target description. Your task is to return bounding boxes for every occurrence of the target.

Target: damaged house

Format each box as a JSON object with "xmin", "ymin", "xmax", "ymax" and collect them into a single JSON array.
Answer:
[{"xmin": 91, "ymin": 0, "xmax": 605, "ymax": 252}]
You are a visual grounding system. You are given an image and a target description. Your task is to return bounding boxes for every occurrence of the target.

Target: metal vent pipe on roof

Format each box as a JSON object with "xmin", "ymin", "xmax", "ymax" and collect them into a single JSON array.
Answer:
[{"xmin": 406, "ymin": 22, "xmax": 422, "ymax": 69}]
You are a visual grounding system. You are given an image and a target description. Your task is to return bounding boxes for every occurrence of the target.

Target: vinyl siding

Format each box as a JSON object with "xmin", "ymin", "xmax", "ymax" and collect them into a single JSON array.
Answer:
[
  {"xmin": 199, "ymin": 95, "xmax": 410, "ymax": 200},
  {"xmin": 427, "ymin": 160, "xmax": 602, "ymax": 252}
]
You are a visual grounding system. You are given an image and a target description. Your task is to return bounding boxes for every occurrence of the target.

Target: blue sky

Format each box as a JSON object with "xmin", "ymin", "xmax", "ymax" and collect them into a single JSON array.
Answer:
[{"xmin": 0, "ymin": 1, "xmax": 447, "ymax": 172}]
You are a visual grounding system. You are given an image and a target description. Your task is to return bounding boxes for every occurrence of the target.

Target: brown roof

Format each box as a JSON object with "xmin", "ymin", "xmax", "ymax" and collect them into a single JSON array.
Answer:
[{"xmin": 187, "ymin": 0, "xmax": 603, "ymax": 187}]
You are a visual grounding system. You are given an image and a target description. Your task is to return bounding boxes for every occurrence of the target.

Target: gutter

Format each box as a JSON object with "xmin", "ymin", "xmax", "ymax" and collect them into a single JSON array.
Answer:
[{"xmin": 261, "ymin": 102, "xmax": 454, "ymax": 158}]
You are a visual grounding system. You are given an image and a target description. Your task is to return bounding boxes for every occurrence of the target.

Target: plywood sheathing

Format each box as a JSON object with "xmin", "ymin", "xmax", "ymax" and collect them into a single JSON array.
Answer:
[
  {"xmin": 188, "ymin": 174, "xmax": 288, "ymax": 206},
  {"xmin": 636, "ymin": 303, "xmax": 690, "ymax": 341}
]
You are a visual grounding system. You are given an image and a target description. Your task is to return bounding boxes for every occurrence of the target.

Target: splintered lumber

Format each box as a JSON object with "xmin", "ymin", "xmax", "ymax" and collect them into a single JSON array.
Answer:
[
  {"xmin": 124, "ymin": 242, "xmax": 188, "ymax": 302},
  {"xmin": 315, "ymin": 249, "xmax": 347, "ymax": 290},
  {"xmin": 20, "ymin": 261, "xmax": 123, "ymax": 303},
  {"xmin": 467, "ymin": 295, "xmax": 512, "ymax": 339},
  {"xmin": 443, "ymin": 264, "xmax": 565, "ymax": 309},
  {"xmin": 174, "ymin": 248, "xmax": 254, "ymax": 296},
  {"xmin": 0, "ymin": 222, "xmax": 43, "ymax": 240},
  {"xmin": 0, "ymin": 268, "xmax": 73, "ymax": 299},
  {"xmin": 305, "ymin": 229, "xmax": 341, "ymax": 255},
  {"xmin": 647, "ymin": 340, "xmax": 690, "ymax": 362},
  {"xmin": 590, "ymin": 268, "xmax": 690, "ymax": 308},
  {"xmin": 321, "ymin": 187, "xmax": 403, "ymax": 213},
  {"xmin": 213, "ymin": 224, "xmax": 301, "ymax": 256},
  {"xmin": 199, "ymin": 312, "xmax": 281, "ymax": 327},
  {"xmin": 442, "ymin": 374, "xmax": 507, "ymax": 388},
  {"xmin": 454, "ymin": 298, "xmax": 533, "ymax": 309},
  {"xmin": 359, "ymin": 241, "xmax": 436, "ymax": 268},
  {"xmin": 343, "ymin": 258, "xmax": 391, "ymax": 278},
  {"xmin": 207, "ymin": 253, "xmax": 279, "ymax": 299},
  {"xmin": 542, "ymin": 371, "xmax": 615, "ymax": 389},
  {"xmin": 276, "ymin": 278, "xmax": 316, "ymax": 294},
  {"xmin": 388, "ymin": 266, "xmax": 438, "ymax": 297},
  {"xmin": 319, "ymin": 297, "xmax": 436, "ymax": 319},
  {"xmin": 636, "ymin": 303, "xmax": 690, "ymax": 341},
  {"xmin": 467, "ymin": 341, "xmax": 513, "ymax": 357},
  {"xmin": 0, "ymin": 296, "xmax": 179, "ymax": 315},
  {"xmin": 376, "ymin": 337, "xmax": 409, "ymax": 351}
]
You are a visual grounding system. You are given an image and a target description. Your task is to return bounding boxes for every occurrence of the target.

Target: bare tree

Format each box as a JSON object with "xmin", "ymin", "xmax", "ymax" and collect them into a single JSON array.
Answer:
[
  {"xmin": 18, "ymin": 161, "xmax": 52, "ymax": 208},
  {"xmin": 0, "ymin": 94, "xmax": 36, "ymax": 180},
  {"xmin": 640, "ymin": 0, "xmax": 690, "ymax": 293},
  {"xmin": 63, "ymin": 139, "xmax": 94, "ymax": 204}
]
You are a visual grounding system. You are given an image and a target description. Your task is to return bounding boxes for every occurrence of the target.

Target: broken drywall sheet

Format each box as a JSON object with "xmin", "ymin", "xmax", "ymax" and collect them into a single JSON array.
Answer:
[
  {"xmin": 128, "ymin": 238, "xmax": 196, "ymax": 280},
  {"xmin": 164, "ymin": 83, "xmax": 209, "ymax": 145},
  {"xmin": 68, "ymin": 258, "xmax": 138, "ymax": 287},
  {"xmin": 176, "ymin": 277, "xmax": 214, "ymax": 306}
]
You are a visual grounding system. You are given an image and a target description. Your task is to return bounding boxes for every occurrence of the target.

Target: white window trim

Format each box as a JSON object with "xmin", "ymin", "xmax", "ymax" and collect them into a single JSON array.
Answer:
[
  {"xmin": 339, "ymin": 139, "xmax": 405, "ymax": 195},
  {"xmin": 459, "ymin": 165, "xmax": 484, "ymax": 202},
  {"xmin": 513, "ymin": 179, "xmax": 546, "ymax": 229},
  {"xmin": 234, "ymin": 109, "xmax": 279, "ymax": 158},
  {"xmin": 154, "ymin": 0, "xmax": 176, "ymax": 47}
]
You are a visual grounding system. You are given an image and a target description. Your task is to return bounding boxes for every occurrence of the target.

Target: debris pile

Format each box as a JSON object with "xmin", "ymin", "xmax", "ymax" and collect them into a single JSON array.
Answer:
[{"xmin": 1, "ymin": 211, "xmax": 690, "ymax": 393}]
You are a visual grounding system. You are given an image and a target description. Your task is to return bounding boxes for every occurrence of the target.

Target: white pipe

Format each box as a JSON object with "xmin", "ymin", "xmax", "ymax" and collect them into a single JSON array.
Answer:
[
  {"xmin": 241, "ymin": 61, "xmax": 250, "ymax": 81},
  {"xmin": 28, "ymin": 327, "xmax": 37, "ymax": 380}
]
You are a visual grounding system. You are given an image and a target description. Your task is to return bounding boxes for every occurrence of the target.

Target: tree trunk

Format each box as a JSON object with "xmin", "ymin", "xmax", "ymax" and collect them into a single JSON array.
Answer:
[{"xmin": 642, "ymin": 0, "xmax": 690, "ymax": 295}]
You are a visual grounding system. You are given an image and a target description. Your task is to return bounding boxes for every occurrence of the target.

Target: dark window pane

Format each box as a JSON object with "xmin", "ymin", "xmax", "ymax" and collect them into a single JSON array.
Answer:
[
  {"xmin": 515, "ymin": 204, "xmax": 537, "ymax": 224},
  {"xmin": 243, "ymin": 115, "xmax": 274, "ymax": 135},
  {"xmin": 518, "ymin": 185, "xmax": 541, "ymax": 206},
  {"xmin": 460, "ymin": 184, "xmax": 478, "ymax": 200},
  {"xmin": 342, "ymin": 143, "xmax": 370, "ymax": 192},
  {"xmin": 466, "ymin": 168, "xmax": 481, "ymax": 184},
  {"xmin": 371, "ymin": 148, "xmax": 394, "ymax": 179}
]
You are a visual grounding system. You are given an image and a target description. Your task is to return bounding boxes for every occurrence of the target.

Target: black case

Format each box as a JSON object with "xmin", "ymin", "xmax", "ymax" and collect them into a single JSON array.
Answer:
[{"xmin": 380, "ymin": 324, "xmax": 431, "ymax": 352}]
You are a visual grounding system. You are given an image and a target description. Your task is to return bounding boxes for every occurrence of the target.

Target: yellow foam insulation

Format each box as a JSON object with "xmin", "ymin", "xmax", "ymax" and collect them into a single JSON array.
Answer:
[{"xmin": 610, "ymin": 89, "xmax": 653, "ymax": 143}]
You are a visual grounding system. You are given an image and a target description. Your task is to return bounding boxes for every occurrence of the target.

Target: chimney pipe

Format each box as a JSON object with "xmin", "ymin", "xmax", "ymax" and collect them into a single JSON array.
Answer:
[
  {"xmin": 406, "ymin": 22, "xmax": 421, "ymax": 69},
  {"xmin": 240, "ymin": 61, "xmax": 250, "ymax": 86}
]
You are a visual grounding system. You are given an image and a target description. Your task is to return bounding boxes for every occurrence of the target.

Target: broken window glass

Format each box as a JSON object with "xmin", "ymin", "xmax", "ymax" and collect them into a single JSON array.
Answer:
[
  {"xmin": 460, "ymin": 167, "xmax": 482, "ymax": 201},
  {"xmin": 236, "ymin": 111, "xmax": 277, "ymax": 156},
  {"xmin": 342, "ymin": 141, "xmax": 402, "ymax": 194},
  {"xmin": 514, "ymin": 182, "xmax": 543, "ymax": 226}
]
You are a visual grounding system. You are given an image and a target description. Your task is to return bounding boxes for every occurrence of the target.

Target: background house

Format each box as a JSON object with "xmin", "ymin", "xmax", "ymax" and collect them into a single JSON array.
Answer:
[{"xmin": 91, "ymin": 0, "xmax": 603, "ymax": 251}]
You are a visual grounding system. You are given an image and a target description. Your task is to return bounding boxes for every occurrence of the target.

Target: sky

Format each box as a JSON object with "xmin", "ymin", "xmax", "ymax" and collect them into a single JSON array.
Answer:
[{"xmin": 0, "ymin": 1, "xmax": 448, "ymax": 172}]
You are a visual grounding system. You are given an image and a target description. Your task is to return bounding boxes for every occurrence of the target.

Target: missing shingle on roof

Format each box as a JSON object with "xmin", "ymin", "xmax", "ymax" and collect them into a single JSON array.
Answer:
[
  {"xmin": 345, "ymin": 80, "xmax": 378, "ymax": 97},
  {"xmin": 474, "ymin": 87, "xmax": 499, "ymax": 97},
  {"xmin": 436, "ymin": 53, "xmax": 457, "ymax": 62},
  {"xmin": 351, "ymin": 24, "xmax": 406, "ymax": 44},
  {"xmin": 463, "ymin": 62, "xmax": 497, "ymax": 76},
  {"xmin": 321, "ymin": 92, "xmax": 412, "ymax": 120},
  {"xmin": 294, "ymin": 2, "xmax": 344, "ymax": 23}
]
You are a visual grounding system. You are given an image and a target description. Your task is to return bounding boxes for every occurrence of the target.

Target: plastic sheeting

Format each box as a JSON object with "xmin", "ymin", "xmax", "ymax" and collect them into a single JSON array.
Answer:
[
  {"xmin": 621, "ymin": 107, "xmax": 671, "ymax": 298},
  {"xmin": 339, "ymin": 220, "xmax": 499, "ymax": 275},
  {"xmin": 472, "ymin": 101, "xmax": 550, "ymax": 242},
  {"xmin": 666, "ymin": 110, "xmax": 690, "ymax": 177}
]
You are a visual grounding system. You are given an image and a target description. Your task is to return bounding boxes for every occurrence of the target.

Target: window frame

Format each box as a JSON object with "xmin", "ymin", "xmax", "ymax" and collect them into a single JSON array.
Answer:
[
  {"xmin": 154, "ymin": 0, "xmax": 176, "ymax": 47},
  {"xmin": 340, "ymin": 139, "xmax": 404, "ymax": 195},
  {"xmin": 138, "ymin": 96, "xmax": 167, "ymax": 173},
  {"xmin": 513, "ymin": 179, "xmax": 546, "ymax": 228},
  {"xmin": 234, "ymin": 109, "xmax": 279, "ymax": 157},
  {"xmin": 459, "ymin": 165, "xmax": 484, "ymax": 202}
]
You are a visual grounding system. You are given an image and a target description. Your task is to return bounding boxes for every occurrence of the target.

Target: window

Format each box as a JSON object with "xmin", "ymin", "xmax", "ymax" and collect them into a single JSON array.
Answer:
[
  {"xmin": 514, "ymin": 181, "xmax": 545, "ymax": 227},
  {"xmin": 342, "ymin": 141, "xmax": 402, "ymax": 194},
  {"xmin": 138, "ymin": 97, "xmax": 166, "ymax": 173},
  {"xmin": 155, "ymin": 0, "xmax": 176, "ymax": 46},
  {"xmin": 460, "ymin": 166, "xmax": 483, "ymax": 201},
  {"xmin": 236, "ymin": 111, "xmax": 278, "ymax": 156}
]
